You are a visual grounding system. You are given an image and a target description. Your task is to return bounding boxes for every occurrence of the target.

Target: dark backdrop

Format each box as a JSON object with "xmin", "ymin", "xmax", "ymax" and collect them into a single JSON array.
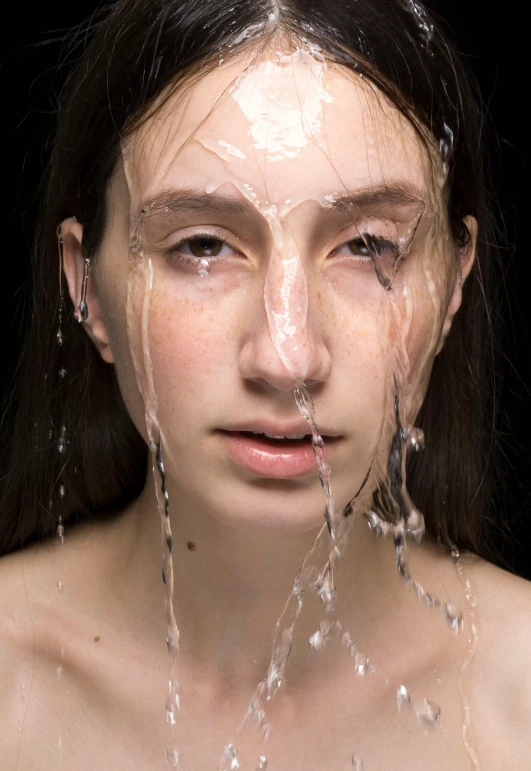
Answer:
[{"xmin": 1, "ymin": 2, "xmax": 530, "ymax": 577}]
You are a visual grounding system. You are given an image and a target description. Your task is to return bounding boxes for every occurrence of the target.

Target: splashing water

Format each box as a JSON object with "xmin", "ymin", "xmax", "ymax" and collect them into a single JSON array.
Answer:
[{"xmin": 403, "ymin": 0, "xmax": 434, "ymax": 46}]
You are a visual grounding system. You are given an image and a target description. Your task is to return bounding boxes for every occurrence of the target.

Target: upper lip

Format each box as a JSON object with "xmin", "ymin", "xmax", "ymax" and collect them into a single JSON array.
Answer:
[{"xmin": 220, "ymin": 421, "xmax": 342, "ymax": 438}]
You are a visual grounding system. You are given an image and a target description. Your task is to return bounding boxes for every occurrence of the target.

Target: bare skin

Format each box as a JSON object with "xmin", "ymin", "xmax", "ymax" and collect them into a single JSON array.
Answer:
[
  {"xmin": 1, "ymin": 511, "xmax": 530, "ymax": 769},
  {"xmin": 1, "ymin": 43, "xmax": 530, "ymax": 769}
]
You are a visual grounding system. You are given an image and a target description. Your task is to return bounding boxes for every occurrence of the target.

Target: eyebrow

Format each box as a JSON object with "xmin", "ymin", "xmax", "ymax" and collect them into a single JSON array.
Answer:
[
  {"xmin": 325, "ymin": 182, "xmax": 431, "ymax": 215},
  {"xmin": 136, "ymin": 181, "xmax": 430, "ymax": 222}
]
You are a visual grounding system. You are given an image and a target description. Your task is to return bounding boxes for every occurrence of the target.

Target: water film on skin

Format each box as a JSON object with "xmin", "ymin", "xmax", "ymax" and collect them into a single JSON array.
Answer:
[{"xmin": 100, "ymin": 16, "xmax": 481, "ymax": 770}]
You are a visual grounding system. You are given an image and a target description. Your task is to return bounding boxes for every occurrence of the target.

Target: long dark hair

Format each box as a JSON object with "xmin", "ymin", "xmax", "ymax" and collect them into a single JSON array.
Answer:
[{"xmin": 0, "ymin": 0, "xmax": 503, "ymax": 561}]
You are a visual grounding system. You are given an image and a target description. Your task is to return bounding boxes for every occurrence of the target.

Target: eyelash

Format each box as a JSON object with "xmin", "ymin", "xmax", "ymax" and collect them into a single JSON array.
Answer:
[
  {"xmin": 165, "ymin": 232, "xmax": 401, "ymax": 269},
  {"xmin": 165, "ymin": 232, "xmax": 238, "ymax": 266}
]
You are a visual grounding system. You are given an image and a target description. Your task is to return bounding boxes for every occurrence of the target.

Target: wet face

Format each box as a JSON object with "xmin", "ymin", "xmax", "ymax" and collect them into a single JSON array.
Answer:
[{"xmin": 65, "ymin": 42, "xmax": 474, "ymax": 533}]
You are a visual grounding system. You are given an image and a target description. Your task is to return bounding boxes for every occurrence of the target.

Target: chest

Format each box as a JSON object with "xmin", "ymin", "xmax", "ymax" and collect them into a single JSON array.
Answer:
[{"xmin": 11, "ymin": 653, "xmax": 484, "ymax": 770}]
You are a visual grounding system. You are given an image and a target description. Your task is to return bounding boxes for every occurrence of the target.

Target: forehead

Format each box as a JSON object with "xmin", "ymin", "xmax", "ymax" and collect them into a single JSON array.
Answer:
[{"xmin": 123, "ymin": 44, "xmax": 435, "ymax": 212}]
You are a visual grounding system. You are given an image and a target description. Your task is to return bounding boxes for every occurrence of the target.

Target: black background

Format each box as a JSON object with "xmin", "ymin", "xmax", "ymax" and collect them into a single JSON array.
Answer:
[{"xmin": 1, "ymin": 2, "xmax": 529, "ymax": 576}]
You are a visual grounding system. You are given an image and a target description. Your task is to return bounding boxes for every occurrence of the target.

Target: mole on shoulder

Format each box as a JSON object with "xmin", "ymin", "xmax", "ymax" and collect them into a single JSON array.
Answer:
[
  {"xmin": 94, "ymin": 635, "xmax": 100, "ymax": 642},
  {"xmin": 187, "ymin": 541, "xmax": 196, "ymax": 552}
]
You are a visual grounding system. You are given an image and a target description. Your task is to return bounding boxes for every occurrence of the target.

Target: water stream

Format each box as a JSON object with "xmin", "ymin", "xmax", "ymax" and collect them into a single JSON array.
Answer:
[{"xmin": 41, "ymin": 14, "xmax": 483, "ymax": 767}]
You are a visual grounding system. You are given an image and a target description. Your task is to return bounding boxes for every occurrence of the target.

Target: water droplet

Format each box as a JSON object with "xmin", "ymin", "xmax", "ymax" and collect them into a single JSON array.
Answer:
[
  {"xmin": 266, "ymin": 664, "xmax": 282, "ymax": 697},
  {"xmin": 58, "ymin": 368, "xmax": 66, "ymax": 378},
  {"xmin": 405, "ymin": 0, "xmax": 434, "ymax": 45},
  {"xmin": 59, "ymin": 485, "xmax": 65, "ymax": 499},
  {"xmin": 317, "ymin": 575, "xmax": 336, "ymax": 607},
  {"xmin": 354, "ymin": 652, "xmax": 369, "ymax": 676},
  {"xmin": 417, "ymin": 698, "xmax": 441, "ymax": 726},
  {"xmin": 406, "ymin": 508, "xmax": 425, "ymax": 541},
  {"xmin": 57, "ymin": 524, "xmax": 65, "ymax": 539},
  {"xmin": 366, "ymin": 510, "xmax": 390, "ymax": 537},
  {"xmin": 57, "ymin": 581, "xmax": 63, "ymax": 592},
  {"xmin": 309, "ymin": 620, "xmax": 332, "ymax": 651},
  {"xmin": 442, "ymin": 602, "xmax": 463, "ymax": 633},
  {"xmin": 165, "ymin": 749, "xmax": 180, "ymax": 767},
  {"xmin": 166, "ymin": 708, "xmax": 176, "ymax": 725},
  {"xmin": 257, "ymin": 757, "xmax": 268, "ymax": 770},
  {"xmin": 198, "ymin": 258, "xmax": 211, "ymax": 277},
  {"xmin": 57, "ymin": 425, "xmax": 67, "ymax": 454},
  {"xmin": 397, "ymin": 684, "xmax": 412, "ymax": 710},
  {"xmin": 223, "ymin": 743, "xmax": 240, "ymax": 769},
  {"xmin": 352, "ymin": 756, "xmax": 364, "ymax": 771},
  {"xmin": 56, "ymin": 665, "xmax": 63, "ymax": 682},
  {"xmin": 342, "ymin": 630, "xmax": 355, "ymax": 653}
]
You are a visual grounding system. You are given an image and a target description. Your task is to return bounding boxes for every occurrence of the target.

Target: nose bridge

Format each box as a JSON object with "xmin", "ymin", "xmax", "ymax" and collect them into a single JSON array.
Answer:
[
  {"xmin": 244, "ymin": 216, "xmax": 331, "ymax": 390},
  {"xmin": 264, "ymin": 238, "xmax": 309, "ymax": 385}
]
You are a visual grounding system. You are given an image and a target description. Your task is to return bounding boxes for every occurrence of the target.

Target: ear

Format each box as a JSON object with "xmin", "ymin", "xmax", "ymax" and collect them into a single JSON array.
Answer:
[
  {"xmin": 60, "ymin": 218, "xmax": 115, "ymax": 364},
  {"xmin": 436, "ymin": 215, "xmax": 477, "ymax": 355}
]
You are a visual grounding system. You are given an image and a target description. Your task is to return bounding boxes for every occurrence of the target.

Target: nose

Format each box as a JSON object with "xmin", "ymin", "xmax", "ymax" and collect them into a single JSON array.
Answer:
[{"xmin": 238, "ymin": 289, "xmax": 332, "ymax": 393}]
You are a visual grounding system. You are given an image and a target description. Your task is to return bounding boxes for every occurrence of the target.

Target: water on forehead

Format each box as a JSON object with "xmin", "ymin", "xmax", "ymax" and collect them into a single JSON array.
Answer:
[{"xmin": 125, "ymin": 48, "xmax": 431, "ymax": 213}]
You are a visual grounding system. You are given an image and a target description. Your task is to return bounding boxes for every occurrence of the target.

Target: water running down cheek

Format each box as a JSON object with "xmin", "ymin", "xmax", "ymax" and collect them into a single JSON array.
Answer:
[{"xmin": 117, "ymin": 37, "xmax": 480, "ymax": 771}]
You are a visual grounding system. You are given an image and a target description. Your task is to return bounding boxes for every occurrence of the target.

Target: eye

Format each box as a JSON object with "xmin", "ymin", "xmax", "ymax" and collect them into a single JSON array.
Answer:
[
  {"xmin": 334, "ymin": 235, "xmax": 399, "ymax": 263},
  {"xmin": 170, "ymin": 235, "xmax": 238, "ymax": 261}
]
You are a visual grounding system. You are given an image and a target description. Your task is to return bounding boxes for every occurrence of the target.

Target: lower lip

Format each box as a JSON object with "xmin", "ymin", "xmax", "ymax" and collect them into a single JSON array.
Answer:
[{"xmin": 218, "ymin": 431, "xmax": 340, "ymax": 479}]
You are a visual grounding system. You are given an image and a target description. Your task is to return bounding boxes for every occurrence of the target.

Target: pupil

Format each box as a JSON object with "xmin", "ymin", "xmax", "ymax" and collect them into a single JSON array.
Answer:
[
  {"xmin": 349, "ymin": 238, "xmax": 370, "ymax": 257},
  {"xmin": 191, "ymin": 238, "xmax": 221, "ymax": 257}
]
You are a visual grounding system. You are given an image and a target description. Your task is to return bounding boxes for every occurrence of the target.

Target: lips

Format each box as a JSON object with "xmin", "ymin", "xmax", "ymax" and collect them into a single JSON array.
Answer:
[
  {"xmin": 224, "ymin": 420, "xmax": 340, "ymax": 439},
  {"xmin": 217, "ymin": 429, "xmax": 341, "ymax": 479}
]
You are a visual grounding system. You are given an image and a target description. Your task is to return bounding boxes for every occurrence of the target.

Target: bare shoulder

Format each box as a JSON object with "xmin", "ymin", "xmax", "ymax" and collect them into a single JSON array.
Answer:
[
  {"xmin": 464, "ymin": 555, "xmax": 531, "ymax": 767},
  {"xmin": 0, "ymin": 543, "xmax": 56, "ymax": 758}
]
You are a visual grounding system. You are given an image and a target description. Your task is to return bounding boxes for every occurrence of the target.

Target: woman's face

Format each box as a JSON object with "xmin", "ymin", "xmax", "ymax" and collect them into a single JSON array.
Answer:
[{"xmin": 77, "ymin": 42, "xmax": 470, "ymax": 533}]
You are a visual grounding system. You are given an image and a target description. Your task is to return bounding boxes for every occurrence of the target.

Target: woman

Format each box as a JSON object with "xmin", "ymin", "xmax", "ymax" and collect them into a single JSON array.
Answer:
[{"xmin": 0, "ymin": 0, "xmax": 529, "ymax": 768}]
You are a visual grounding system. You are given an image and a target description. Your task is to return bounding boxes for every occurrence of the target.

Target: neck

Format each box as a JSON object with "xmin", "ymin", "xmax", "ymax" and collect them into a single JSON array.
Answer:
[{"xmin": 64, "ymin": 467, "xmax": 454, "ymax": 699}]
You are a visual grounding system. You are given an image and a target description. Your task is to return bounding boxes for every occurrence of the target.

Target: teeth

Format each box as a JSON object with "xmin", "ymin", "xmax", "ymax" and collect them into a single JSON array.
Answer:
[{"xmin": 251, "ymin": 431, "xmax": 306, "ymax": 440}]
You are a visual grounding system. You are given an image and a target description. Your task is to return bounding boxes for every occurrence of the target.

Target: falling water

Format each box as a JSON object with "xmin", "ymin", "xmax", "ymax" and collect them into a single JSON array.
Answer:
[
  {"xmin": 116, "ymin": 37, "xmax": 481, "ymax": 769},
  {"xmin": 127, "ymin": 213, "xmax": 181, "ymax": 766},
  {"xmin": 294, "ymin": 384, "xmax": 339, "ymax": 612},
  {"xmin": 54, "ymin": 231, "xmax": 70, "ymax": 767},
  {"xmin": 452, "ymin": 545, "xmax": 482, "ymax": 768}
]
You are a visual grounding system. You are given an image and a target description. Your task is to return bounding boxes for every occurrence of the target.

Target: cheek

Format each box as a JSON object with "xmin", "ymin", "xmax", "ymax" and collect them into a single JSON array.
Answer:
[
  {"xmin": 147, "ymin": 281, "xmax": 241, "ymax": 399},
  {"xmin": 396, "ymin": 271, "xmax": 452, "ymax": 418}
]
